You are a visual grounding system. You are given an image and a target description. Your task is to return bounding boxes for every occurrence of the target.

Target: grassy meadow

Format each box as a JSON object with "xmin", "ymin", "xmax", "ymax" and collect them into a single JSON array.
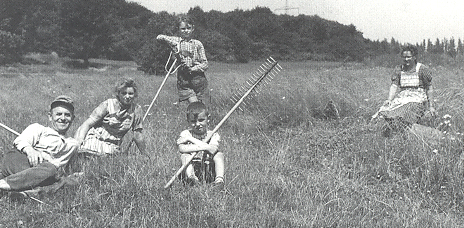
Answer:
[{"xmin": 1, "ymin": 56, "xmax": 464, "ymax": 227}]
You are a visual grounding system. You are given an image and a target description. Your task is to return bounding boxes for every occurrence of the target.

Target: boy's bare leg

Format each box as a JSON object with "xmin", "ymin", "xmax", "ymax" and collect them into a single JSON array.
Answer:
[
  {"xmin": 181, "ymin": 153, "xmax": 198, "ymax": 181},
  {"xmin": 213, "ymin": 152, "xmax": 225, "ymax": 182}
]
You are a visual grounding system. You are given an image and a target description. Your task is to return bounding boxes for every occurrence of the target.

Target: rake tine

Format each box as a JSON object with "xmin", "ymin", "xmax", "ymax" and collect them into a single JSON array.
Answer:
[
  {"xmin": 270, "ymin": 71, "xmax": 279, "ymax": 77},
  {"xmin": 262, "ymin": 78, "xmax": 272, "ymax": 85},
  {"xmin": 246, "ymin": 79, "xmax": 255, "ymax": 85},
  {"xmin": 268, "ymin": 73, "xmax": 276, "ymax": 79},
  {"xmin": 261, "ymin": 64, "xmax": 271, "ymax": 70},
  {"xmin": 230, "ymin": 94, "xmax": 239, "ymax": 102}
]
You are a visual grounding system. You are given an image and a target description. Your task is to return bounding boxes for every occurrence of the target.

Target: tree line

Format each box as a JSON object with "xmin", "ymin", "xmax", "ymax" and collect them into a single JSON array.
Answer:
[{"xmin": 1, "ymin": 0, "xmax": 463, "ymax": 73}]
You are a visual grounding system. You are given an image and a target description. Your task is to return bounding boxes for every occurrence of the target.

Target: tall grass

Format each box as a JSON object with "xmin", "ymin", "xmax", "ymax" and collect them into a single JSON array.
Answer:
[{"xmin": 1, "ymin": 58, "xmax": 464, "ymax": 227}]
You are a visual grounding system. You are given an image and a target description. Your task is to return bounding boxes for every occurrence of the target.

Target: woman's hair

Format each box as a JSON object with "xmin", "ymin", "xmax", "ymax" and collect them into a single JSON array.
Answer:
[
  {"xmin": 401, "ymin": 45, "xmax": 418, "ymax": 57},
  {"xmin": 115, "ymin": 78, "xmax": 138, "ymax": 98}
]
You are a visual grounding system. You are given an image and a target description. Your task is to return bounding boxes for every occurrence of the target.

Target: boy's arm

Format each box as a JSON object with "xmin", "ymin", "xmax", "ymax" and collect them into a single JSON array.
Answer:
[
  {"xmin": 177, "ymin": 133, "xmax": 218, "ymax": 154},
  {"xmin": 190, "ymin": 41, "xmax": 208, "ymax": 72},
  {"xmin": 156, "ymin": 35, "xmax": 180, "ymax": 52}
]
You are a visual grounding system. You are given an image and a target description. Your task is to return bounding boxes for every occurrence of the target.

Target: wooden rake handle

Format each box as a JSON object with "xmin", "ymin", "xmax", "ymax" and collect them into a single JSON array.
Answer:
[{"xmin": 0, "ymin": 122, "xmax": 20, "ymax": 136}]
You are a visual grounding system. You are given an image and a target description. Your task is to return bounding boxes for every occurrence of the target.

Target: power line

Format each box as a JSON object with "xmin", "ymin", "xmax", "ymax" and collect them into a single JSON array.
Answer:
[{"xmin": 275, "ymin": 0, "xmax": 299, "ymax": 15}]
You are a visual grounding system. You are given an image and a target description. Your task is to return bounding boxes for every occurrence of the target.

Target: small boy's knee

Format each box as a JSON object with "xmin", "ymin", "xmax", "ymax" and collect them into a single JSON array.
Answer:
[{"xmin": 213, "ymin": 152, "xmax": 224, "ymax": 162}]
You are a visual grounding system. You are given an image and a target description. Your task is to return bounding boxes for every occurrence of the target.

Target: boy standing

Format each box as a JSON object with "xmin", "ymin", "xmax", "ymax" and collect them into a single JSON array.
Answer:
[
  {"xmin": 177, "ymin": 102, "xmax": 224, "ymax": 190},
  {"xmin": 157, "ymin": 17, "xmax": 208, "ymax": 103}
]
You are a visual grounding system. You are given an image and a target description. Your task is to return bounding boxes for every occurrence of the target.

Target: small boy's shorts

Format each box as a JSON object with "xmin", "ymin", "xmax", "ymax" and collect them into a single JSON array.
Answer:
[{"xmin": 177, "ymin": 71, "xmax": 208, "ymax": 102}]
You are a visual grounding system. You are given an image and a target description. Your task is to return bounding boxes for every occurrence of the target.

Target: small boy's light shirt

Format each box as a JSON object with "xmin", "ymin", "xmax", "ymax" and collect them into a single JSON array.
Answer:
[
  {"xmin": 156, "ymin": 35, "xmax": 208, "ymax": 72},
  {"xmin": 13, "ymin": 123, "xmax": 79, "ymax": 168}
]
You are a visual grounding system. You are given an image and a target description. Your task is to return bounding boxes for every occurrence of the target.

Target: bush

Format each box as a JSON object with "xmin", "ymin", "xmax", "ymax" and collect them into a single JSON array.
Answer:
[
  {"xmin": 197, "ymin": 29, "xmax": 235, "ymax": 62},
  {"xmin": 134, "ymin": 41, "xmax": 170, "ymax": 75},
  {"xmin": 0, "ymin": 30, "xmax": 24, "ymax": 64}
]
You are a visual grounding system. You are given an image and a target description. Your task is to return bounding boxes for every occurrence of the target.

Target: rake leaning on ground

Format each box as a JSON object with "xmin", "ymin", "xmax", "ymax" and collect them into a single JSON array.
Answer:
[{"xmin": 164, "ymin": 57, "xmax": 283, "ymax": 189}]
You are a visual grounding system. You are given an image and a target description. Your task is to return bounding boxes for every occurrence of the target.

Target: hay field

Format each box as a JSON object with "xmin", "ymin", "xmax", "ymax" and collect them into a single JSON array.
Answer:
[{"xmin": 1, "ymin": 58, "xmax": 464, "ymax": 227}]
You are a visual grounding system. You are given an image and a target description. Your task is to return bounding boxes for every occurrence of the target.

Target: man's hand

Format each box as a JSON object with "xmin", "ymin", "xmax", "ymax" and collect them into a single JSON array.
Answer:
[{"xmin": 23, "ymin": 147, "xmax": 44, "ymax": 166}]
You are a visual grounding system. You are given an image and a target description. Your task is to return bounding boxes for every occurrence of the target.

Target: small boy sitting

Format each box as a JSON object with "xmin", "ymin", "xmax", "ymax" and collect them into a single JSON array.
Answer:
[{"xmin": 176, "ymin": 101, "xmax": 225, "ymax": 190}]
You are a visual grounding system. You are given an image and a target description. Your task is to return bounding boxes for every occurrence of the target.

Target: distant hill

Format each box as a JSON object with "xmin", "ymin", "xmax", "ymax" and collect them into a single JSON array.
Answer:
[{"xmin": 1, "ymin": 0, "xmax": 462, "ymax": 72}]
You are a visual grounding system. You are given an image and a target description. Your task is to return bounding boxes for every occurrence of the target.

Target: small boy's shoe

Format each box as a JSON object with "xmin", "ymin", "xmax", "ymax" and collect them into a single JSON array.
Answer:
[{"xmin": 212, "ymin": 177, "xmax": 225, "ymax": 191}]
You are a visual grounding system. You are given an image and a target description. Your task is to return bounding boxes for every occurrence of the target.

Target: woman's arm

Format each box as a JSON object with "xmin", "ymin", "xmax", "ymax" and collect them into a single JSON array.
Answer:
[
  {"xmin": 384, "ymin": 84, "xmax": 398, "ymax": 105},
  {"xmin": 133, "ymin": 129, "xmax": 149, "ymax": 158},
  {"xmin": 426, "ymin": 85, "xmax": 436, "ymax": 114},
  {"xmin": 74, "ymin": 118, "xmax": 96, "ymax": 145}
]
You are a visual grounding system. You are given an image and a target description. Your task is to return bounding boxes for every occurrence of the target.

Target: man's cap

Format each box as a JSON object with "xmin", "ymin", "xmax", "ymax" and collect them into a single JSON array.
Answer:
[{"xmin": 51, "ymin": 95, "xmax": 74, "ymax": 112}]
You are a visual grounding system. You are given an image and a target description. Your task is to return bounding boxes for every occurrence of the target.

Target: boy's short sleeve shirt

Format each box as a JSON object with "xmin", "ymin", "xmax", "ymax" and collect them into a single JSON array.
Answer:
[{"xmin": 178, "ymin": 130, "xmax": 220, "ymax": 148}]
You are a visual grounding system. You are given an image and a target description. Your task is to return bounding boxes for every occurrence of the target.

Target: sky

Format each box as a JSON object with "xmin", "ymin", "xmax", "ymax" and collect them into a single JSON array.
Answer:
[{"xmin": 129, "ymin": 0, "xmax": 464, "ymax": 44}]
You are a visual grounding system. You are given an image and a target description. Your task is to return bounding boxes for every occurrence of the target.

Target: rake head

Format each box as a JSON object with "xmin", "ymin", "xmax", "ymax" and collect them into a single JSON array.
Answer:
[{"xmin": 229, "ymin": 57, "xmax": 283, "ymax": 111}]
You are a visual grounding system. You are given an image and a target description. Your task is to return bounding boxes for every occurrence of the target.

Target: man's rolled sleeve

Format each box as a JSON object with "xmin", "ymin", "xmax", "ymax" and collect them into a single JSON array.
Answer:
[{"xmin": 13, "ymin": 123, "xmax": 42, "ymax": 152}]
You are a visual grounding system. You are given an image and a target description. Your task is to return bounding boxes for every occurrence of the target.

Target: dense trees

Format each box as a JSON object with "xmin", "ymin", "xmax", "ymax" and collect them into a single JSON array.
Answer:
[{"xmin": 0, "ymin": 0, "xmax": 462, "ymax": 71}]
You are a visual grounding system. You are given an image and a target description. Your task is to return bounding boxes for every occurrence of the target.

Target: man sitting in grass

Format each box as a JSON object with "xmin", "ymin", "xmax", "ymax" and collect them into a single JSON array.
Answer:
[
  {"xmin": 177, "ymin": 101, "xmax": 225, "ymax": 190},
  {"xmin": 0, "ymin": 95, "xmax": 79, "ymax": 195}
]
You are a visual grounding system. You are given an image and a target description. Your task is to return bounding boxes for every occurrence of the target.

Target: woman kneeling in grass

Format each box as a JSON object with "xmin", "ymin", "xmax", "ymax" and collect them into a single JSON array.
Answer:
[{"xmin": 74, "ymin": 78, "xmax": 148, "ymax": 157}]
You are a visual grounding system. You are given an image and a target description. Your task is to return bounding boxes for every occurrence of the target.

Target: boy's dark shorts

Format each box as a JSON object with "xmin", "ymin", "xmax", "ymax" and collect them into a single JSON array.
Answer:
[{"xmin": 177, "ymin": 71, "xmax": 208, "ymax": 102}]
